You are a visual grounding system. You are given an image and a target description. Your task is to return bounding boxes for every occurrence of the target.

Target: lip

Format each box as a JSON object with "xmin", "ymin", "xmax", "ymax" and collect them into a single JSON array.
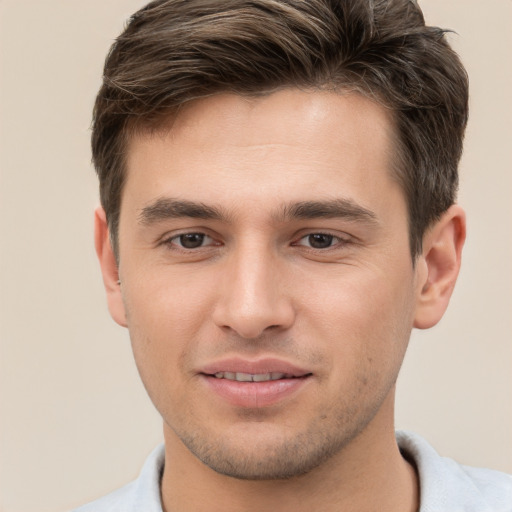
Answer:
[
  {"xmin": 200, "ymin": 357, "xmax": 311, "ymax": 377},
  {"xmin": 199, "ymin": 357, "xmax": 312, "ymax": 408}
]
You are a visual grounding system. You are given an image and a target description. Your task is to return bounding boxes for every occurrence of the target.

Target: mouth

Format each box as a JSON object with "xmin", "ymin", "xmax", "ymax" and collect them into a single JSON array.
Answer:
[
  {"xmin": 199, "ymin": 358, "xmax": 313, "ymax": 408},
  {"xmin": 211, "ymin": 371, "xmax": 306, "ymax": 382}
]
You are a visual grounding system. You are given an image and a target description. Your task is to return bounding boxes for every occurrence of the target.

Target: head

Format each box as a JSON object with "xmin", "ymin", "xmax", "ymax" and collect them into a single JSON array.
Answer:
[
  {"xmin": 92, "ymin": 0, "xmax": 468, "ymax": 482},
  {"xmin": 92, "ymin": 0, "xmax": 468, "ymax": 261}
]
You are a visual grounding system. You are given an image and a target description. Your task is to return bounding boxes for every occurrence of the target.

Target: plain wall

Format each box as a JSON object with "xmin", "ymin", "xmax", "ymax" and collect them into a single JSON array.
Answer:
[{"xmin": 0, "ymin": 1, "xmax": 510, "ymax": 511}]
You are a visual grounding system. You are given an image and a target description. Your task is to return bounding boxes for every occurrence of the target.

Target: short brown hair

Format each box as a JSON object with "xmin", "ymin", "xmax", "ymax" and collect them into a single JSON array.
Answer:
[{"xmin": 92, "ymin": 0, "xmax": 468, "ymax": 258}]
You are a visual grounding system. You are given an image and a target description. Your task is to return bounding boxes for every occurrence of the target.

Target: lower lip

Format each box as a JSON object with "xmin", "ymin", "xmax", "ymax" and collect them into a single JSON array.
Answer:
[{"xmin": 202, "ymin": 375, "xmax": 310, "ymax": 408}]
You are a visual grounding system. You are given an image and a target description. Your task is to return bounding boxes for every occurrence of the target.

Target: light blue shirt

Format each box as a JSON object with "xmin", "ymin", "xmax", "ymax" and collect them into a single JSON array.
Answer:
[{"xmin": 73, "ymin": 431, "xmax": 512, "ymax": 511}]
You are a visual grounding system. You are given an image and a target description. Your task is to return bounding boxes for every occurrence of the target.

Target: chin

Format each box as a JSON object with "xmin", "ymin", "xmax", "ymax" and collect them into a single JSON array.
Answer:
[{"xmin": 175, "ymin": 418, "xmax": 366, "ymax": 481}]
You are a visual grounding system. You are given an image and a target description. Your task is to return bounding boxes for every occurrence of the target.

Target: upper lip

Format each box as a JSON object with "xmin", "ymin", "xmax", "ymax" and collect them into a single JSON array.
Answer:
[{"xmin": 199, "ymin": 357, "xmax": 312, "ymax": 378}]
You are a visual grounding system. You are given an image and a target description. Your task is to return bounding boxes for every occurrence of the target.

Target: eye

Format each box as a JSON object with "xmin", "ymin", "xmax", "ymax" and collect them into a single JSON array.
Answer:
[
  {"xmin": 295, "ymin": 233, "xmax": 346, "ymax": 249},
  {"xmin": 168, "ymin": 233, "xmax": 216, "ymax": 249}
]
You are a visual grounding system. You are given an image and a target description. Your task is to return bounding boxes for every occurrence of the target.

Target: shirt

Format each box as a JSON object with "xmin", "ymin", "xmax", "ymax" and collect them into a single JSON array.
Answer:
[{"xmin": 73, "ymin": 431, "xmax": 512, "ymax": 511}]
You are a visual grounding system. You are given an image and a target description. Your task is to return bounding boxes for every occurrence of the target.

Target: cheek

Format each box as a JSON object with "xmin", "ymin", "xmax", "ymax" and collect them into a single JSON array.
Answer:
[
  {"xmin": 299, "ymin": 266, "xmax": 416, "ymax": 374},
  {"xmin": 124, "ymin": 267, "xmax": 213, "ymax": 336},
  {"xmin": 121, "ymin": 279, "xmax": 211, "ymax": 392}
]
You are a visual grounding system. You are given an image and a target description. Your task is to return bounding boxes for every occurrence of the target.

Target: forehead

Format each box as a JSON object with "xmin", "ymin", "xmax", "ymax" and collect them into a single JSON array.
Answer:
[{"xmin": 123, "ymin": 89, "xmax": 399, "ymax": 215}]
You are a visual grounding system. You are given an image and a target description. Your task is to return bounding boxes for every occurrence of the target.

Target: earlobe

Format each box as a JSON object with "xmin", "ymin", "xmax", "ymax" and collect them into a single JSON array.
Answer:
[
  {"xmin": 413, "ymin": 205, "xmax": 466, "ymax": 329},
  {"xmin": 94, "ymin": 207, "xmax": 128, "ymax": 327}
]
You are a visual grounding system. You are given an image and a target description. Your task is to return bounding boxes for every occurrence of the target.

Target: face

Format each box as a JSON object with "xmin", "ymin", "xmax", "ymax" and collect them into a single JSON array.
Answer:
[{"xmin": 113, "ymin": 90, "xmax": 425, "ymax": 479}]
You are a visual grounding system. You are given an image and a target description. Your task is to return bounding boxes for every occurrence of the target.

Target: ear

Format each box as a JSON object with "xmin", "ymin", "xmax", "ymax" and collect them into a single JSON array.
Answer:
[
  {"xmin": 413, "ymin": 204, "xmax": 466, "ymax": 329},
  {"xmin": 94, "ymin": 207, "xmax": 127, "ymax": 327}
]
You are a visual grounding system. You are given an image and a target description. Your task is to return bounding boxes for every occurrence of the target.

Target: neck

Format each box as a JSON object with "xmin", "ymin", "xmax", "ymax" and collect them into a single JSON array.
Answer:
[{"xmin": 161, "ymin": 393, "xmax": 418, "ymax": 512}]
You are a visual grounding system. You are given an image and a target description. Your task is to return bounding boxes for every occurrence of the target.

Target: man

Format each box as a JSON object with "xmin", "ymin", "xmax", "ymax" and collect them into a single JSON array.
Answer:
[{"xmin": 76, "ymin": 0, "xmax": 511, "ymax": 510}]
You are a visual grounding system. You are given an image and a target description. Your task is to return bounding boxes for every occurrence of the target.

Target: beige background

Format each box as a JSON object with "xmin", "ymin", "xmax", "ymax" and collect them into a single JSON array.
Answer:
[{"xmin": 0, "ymin": 1, "xmax": 511, "ymax": 511}]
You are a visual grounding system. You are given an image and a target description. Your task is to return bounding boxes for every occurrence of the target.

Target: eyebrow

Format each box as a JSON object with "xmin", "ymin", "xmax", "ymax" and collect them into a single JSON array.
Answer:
[
  {"xmin": 139, "ymin": 198, "xmax": 228, "ymax": 225},
  {"xmin": 279, "ymin": 199, "xmax": 378, "ymax": 224},
  {"xmin": 138, "ymin": 197, "xmax": 378, "ymax": 226}
]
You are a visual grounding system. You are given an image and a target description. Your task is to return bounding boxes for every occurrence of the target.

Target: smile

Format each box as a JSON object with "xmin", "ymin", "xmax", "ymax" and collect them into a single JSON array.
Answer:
[
  {"xmin": 199, "ymin": 358, "xmax": 313, "ymax": 407},
  {"xmin": 213, "ymin": 372, "xmax": 295, "ymax": 382}
]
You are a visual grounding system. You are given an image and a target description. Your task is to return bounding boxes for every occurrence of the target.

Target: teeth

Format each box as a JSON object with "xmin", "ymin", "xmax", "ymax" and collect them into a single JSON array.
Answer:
[
  {"xmin": 252, "ymin": 373, "xmax": 271, "ymax": 382},
  {"xmin": 213, "ymin": 372, "xmax": 289, "ymax": 382}
]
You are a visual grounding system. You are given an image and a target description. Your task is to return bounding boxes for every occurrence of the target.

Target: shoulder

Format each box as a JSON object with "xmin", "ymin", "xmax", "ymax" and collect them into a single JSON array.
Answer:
[
  {"xmin": 73, "ymin": 480, "xmax": 139, "ymax": 512},
  {"xmin": 72, "ymin": 444, "xmax": 165, "ymax": 512},
  {"xmin": 461, "ymin": 464, "xmax": 512, "ymax": 509},
  {"xmin": 396, "ymin": 431, "xmax": 512, "ymax": 512}
]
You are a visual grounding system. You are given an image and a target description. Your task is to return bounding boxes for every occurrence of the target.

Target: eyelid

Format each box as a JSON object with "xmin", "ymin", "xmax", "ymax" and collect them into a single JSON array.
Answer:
[
  {"xmin": 156, "ymin": 228, "xmax": 353, "ymax": 251},
  {"xmin": 159, "ymin": 229, "xmax": 222, "ymax": 250},
  {"xmin": 292, "ymin": 231, "xmax": 352, "ymax": 249}
]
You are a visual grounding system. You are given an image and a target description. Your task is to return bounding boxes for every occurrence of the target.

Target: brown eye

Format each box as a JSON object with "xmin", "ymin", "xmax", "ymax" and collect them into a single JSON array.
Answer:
[
  {"xmin": 307, "ymin": 233, "xmax": 334, "ymax": 249},
  {"xmin": 177, "ymin": 233, "xmax": 208, "ymax": 249}
]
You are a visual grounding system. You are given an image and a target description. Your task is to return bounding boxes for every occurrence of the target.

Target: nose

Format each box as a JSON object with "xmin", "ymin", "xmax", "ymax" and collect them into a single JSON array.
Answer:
[{"xmin": 212, "ymin": 243, "xmax": 296, "ymax": 339}]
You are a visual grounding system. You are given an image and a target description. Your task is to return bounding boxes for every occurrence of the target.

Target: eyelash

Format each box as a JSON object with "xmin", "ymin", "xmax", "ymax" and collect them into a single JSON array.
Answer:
[
  {"xmin": 292, "ymin": 232, "xmax": 350, "ymax": 250},
  {"xmin": 162, "ymin": 232, "xmax": 219, "ymax": 251},
  {"xmin": 160, "ymin": 231, "xmax": 351, "ymax": 252}
]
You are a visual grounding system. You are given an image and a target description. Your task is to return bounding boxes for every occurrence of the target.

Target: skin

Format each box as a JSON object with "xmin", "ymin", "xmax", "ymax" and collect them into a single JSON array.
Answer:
[{"xmin": 96, "ymin": 89, "xmax": 465, "ymax": 511}]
